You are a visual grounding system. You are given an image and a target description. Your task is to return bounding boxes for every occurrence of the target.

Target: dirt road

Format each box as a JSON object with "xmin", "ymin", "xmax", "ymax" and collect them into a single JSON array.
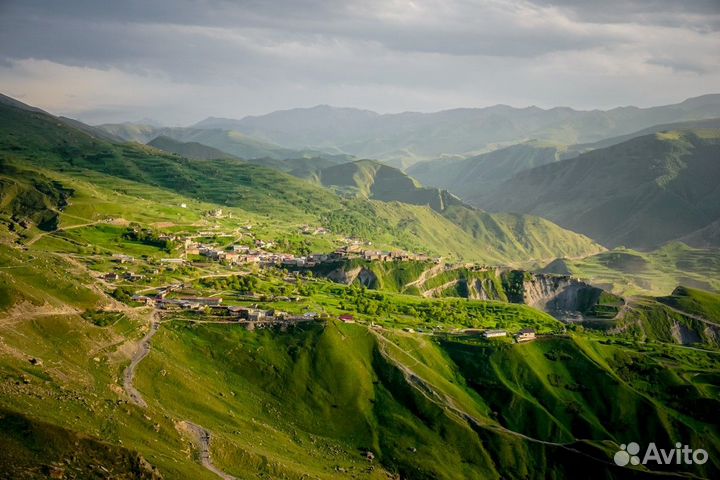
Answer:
[
  {"xmin": 179, "ymin": 421, "xmax": 236, "ymax": 480},
  {"xmin": 122, "ymin": 316, "xmax": 160, "ymax": 408}
]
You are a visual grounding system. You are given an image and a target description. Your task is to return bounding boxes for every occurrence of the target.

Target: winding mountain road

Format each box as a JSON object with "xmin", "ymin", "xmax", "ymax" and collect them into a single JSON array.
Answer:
[
  {"xmin": 26, "ymin": 219, "xmax": 103, "ymax": 246},
  {"xmin": 180, "ymin": 421, "xmax": 237, "ymax": 480},
  {"xmin": 121, "ymin": 314, "xmax": 236, "ymax": 479},
  {"xmin": 122, "ymin": 315, "xmax": 160, "ymax": 408}
]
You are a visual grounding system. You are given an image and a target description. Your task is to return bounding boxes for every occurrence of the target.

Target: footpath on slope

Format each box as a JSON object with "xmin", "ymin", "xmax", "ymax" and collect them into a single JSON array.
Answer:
[
  {"xmin": 178, "ymin": 421, "xmax": 237, "ymax": 480},
  {"xmin": 369, "ymin": 329, "xmax": 627, "ymax": 471},
  {"xmin": 122, "ymin": 313, "xmax": 236, "ymax": 479},
  {"xmin": 122, "ymin": 315, "xmax": 160, "ymax": 408}
]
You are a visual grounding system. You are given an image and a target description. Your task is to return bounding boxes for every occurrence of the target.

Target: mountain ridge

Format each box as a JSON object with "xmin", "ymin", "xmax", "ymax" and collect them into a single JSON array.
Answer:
[
  {"xmin": 471, "ymin": 129, "xmax": 720, "ymax": 249},
  {"xmin": 186, "ymin": 94, "xmax": 720, "ymax": 163}
]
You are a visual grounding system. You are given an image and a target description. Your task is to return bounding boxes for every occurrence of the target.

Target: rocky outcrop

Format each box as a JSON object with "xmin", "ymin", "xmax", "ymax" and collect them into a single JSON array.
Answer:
[
  {"xmin": 671, "ymin": 322, "xmax": 702, "ymax": 345},
  {"xmin": 522, "ymin": 274, "xmax": 575, "ymax": 308},
  {"xmin": 325, "ymin": 266, "xmax": 378, "ymax": 288},
  {"xmin": 321, "ymin": 261, "xmax": 616, "ymax": 320},
  {"xmin": 468, "ymin": 277, "xmax": 504, "ymax": 301},
  {"xmin": 422, "ymin": 279, "xmax": 460, "ymax": 298},
  {"xmin": 405, "ymin": 263, "xmax": 448, "ymax": 289}
]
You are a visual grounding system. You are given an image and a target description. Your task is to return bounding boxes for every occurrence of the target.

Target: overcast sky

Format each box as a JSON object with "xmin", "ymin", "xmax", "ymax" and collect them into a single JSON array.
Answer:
[{"xmin": 0, "ymin": 0, "xmax": 718, "ymax": 125}]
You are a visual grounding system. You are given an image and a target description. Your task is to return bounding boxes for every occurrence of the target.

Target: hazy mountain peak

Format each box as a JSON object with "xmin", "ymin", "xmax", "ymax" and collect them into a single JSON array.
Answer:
[{"xmin": 180, "ymin": 94, "xmax": 720, "ymax": 163}]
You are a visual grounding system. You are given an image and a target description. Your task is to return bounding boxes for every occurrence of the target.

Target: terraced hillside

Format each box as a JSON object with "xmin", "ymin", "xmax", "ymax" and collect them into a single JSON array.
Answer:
[{"xmin": 308, "ymin": 258, "xmax": 622, "ymax": 319}]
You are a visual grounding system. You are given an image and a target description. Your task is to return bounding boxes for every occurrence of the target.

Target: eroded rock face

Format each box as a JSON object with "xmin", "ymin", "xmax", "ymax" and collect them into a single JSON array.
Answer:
[
  {"xmin": 322, "ymin": 262, "xmax": 613, "ymax": 319},
  {"xmin": 522, "ymin": 274, "xmax": 575, "ymax": 308},
  {"xmin": 672, "ymin": 322, "xmax": 702, "ymax": 345},
  {"xmin": 518, "ymin": 273, "xmax": 611, "ymax": 320},
  {"xmin": 326, "ymin": 266, "xmax": 361, "ymax": 284},
  {"xmin": 357, "ymin": 267, "xmax": 379, "ymax": 287},
  {"xmin": 469, "ymin": 278, "xmax": 503, "ymax": 301},
  {"xmin": 325, "ymin": 266, "xmax": 378, "ymax": 288}
]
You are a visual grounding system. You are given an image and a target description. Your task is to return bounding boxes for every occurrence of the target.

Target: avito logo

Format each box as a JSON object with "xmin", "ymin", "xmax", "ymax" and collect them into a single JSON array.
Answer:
[{"xmin": 614, "ymin": 442, "xmax": 708, "ymax": 467}]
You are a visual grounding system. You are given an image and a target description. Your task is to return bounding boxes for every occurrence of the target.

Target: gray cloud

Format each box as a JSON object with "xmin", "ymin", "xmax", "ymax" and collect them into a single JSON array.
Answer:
[{"xmin": 0, "ymin": 0, "xmax": 718, "ymax": 124}]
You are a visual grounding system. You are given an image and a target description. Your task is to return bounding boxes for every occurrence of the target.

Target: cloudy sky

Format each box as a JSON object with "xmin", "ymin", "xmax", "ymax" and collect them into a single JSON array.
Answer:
[{"xmin": 0, "ymin": 0, "xmax": 718, "ymax": 125}]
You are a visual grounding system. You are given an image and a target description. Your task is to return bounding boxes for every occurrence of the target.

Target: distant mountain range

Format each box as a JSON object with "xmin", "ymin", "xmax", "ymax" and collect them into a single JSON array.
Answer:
[
  {"xmin": 95, "ymin": 122, "xmax": 352, "ymax": 164},
  {"xmin": 408, "ymin": 118, "xmax": 720, "ymax": 198},
  {"xmin": 147, "ymin": 134, "xmax": 348, "ymax": 173},
  {"xmin": 189, "ymin": 94, "xmax": 720, "ymax": 164},
  {"xmin": 471, "ymin": 129, "xmax": 720, "ymax": 249},
  {"xmin": 7, "ymin": 91, "xmax": 720, "ymax": 252},
  {"xmin": 407, "ymin": 140, "xmax": 568, "ymax": 200},
  {"xmin": 147, "ymin": 135, "xmax": 241, "ymax": 160}
]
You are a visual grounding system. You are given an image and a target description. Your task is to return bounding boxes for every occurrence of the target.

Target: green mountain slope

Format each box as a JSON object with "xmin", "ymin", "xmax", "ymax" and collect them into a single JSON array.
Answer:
[
  {"xmin": 567, "ymin": 117, "xmax": 720, "ymax": 156},
  {"xmin": 317, "ymin": 160, "xmax": 603, "ymax": 262},
  {"xmin": 540, "ymin": 243, "xmax": 720, "ymax": 296},
  {"xmin": 1, "ymin": 93, "xmax": 718, "ymax": 478},
  {"xmin": 0, "ymin": 95, "xmax": 601, "ymax": 265},
  {"xmin": 147, "ymin": 135, "xmax": 241, "ymax": 160},
  {"xmin": 318, "ymin": 159, "xmax": 466, "ymax": 212},
  {"xmin": 473, "ymin": 130, "xmax": 720, "ymax": 248},
  {"xmin": 1, "ymin": 300, "xmax": 717, "ymax": 478},
  {"xmin": 615, "ymin": 286, "xmax": 720, "ymax": 346},
  {"xmin": 406, "ymin": 119, "xmax": 720, "ymax": 203},
  {"xmin": 407, "ymin": 141, "xmax": 567, "ymax": 197}
]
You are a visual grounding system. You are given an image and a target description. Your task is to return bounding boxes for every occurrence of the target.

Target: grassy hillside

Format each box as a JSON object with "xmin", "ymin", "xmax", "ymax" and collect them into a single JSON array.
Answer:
[
  {"xmin": 0, "ymin": 131, "xmax": 717, "ymax": 479},
  {"xmin": 567, "ymin": 117, "xmax": 720, "ymax": 156},
  {"xmin": 0, "ymin": 408, "xmax": 162, "ymax": 479},
  {"xmin": 147, "ymin": 135, "xmax": 241, "ymax": 160},
  {"xmin": 317, "ymin": 160, "xmax": 603, "ymax": 263},
  {"xmin": 1, "ymin": 305, "xmax": 717, "ymax": 478},
  {"xmin": 474, "ymin": 130, "xmax": 720, "ymax": 249},
  {"xmin": 615, "ymin": 287, "xmax": 720, "ymax": 346},
  {"xmin": 659, "ymin": 286, "xmax": 720, "ymax": 321},
  {"xmin": 441, "ymin": 206, "xmax": 603, "ymax": 263},
  {"xmin": 318, "ymin": 159, "xmax": 466, "ymax": 212},
  {"xmin": 542, "ymin": 243, "xmax": 720, "ymax": 296},
  {"xmin": 0, "ymin": 161, "xmax": 73, "ymax": 233}
]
